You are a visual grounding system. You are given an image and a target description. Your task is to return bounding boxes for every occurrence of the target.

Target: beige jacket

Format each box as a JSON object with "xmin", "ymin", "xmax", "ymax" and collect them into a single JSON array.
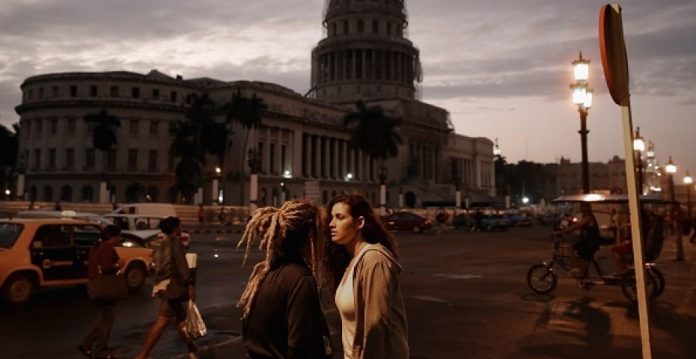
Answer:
[{"xmin": 351, "ymin": 244, "xmax": 409, "ymax": 359}]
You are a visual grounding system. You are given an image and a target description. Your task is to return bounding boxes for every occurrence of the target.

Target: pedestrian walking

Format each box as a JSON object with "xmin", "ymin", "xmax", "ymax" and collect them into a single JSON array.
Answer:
[
  {"xmin": 136, "ymin": 217, "xmax": 198, "ymax": 359},
  {"xmin": 197, "ymin": 204, "xmax": 205, "ymax": 231},
  {"xmin": 324, "ymin": 194, "xmax": 409, "ymax": 359},
  {"xmin": 79, "ymin": 225, "xmax": 125, "ymax": 359},
  {"xmin": 237, "ymin": 200, "xmax": 331, "ymax": 359},
  {"xmin": 435, "ymin": 207, "xmax": 448, "ymax": 234},
  {"xmin": 54, "ymin": 201, "xmax": 62, "ymax": 211}
]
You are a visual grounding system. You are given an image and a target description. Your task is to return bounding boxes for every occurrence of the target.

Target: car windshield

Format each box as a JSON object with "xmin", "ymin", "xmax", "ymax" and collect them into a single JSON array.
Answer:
[{"xmin": 0, "ymin": 223, "xmax": 23, "ymax": 249}]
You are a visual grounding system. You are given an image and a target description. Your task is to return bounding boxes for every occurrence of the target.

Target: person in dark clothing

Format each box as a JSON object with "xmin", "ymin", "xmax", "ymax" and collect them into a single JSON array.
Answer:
[
  {"xmin": 79, "ymin": 225, "xmax": 124, "ymax": 359},
  {"xmin": 136, "ymin": 217, "xmax": 197, "ymax": 359},
  {"xmin": 562, "ymin": 202, "xmax": 601, "ymax": 276},
  {"xmin": 237, "ymin": 200, "xmax": 331, "ymax": 359}
]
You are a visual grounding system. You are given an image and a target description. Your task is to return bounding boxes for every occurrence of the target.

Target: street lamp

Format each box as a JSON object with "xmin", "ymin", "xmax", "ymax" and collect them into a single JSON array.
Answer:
[
  {"xmin": 684, "ymin": 171, "xmax": 692, "ymax": 220},
  {"xmin": 570, "ymin": 51, "xmax": 593, "ymax": 194},
  {"xmin": 633, "ymin": 127, "xmax": 645, "ymax": 195},
  {"xmin": 493, "ymin": 138, "xmax": 501, "ymax": 157},
  {"xmin": 378, "ymin": 166, "xmax": 388, "ymax": 216},
  {"xmin": 247, "ymin": 149, "xmax": 261, "ymax": 217},
  {"xmin": 665, "ymin": 156, "xmax": 677, "ymax": 202},
  {"xmin": 212, "ymin": 166, "xmax": 222, "ymax": 204}
]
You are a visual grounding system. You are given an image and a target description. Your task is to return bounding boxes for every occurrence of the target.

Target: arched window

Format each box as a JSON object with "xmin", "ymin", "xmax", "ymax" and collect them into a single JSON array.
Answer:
[
  {"xmin": 343, "ymin": 20, "xmax": 349, "ymax": 34},
  {"xmin": 357, "ymin": 20, "xmax": 364, "ymax": 33},
  {"xmin": 43, "ymin": 185, "xmax": 53, "ymax": 201},
  {"xmin": 60, "ymin": 185, "xmax": 72, "ymax": 202},
  {"xmin": 386, "ymin": 21, "xmax": 392, "ymax": 34},
  {"xmin": 372, "ymin": 19, "xmax": 379, "ymax": 33},
  {"xmin": 81, "ymin": 185, "xmax": 94, "ymax": 202}
]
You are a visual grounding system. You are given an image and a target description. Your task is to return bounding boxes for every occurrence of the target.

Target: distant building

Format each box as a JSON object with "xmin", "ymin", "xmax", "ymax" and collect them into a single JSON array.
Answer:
[{"xmin": 14, "ymin": 0, "xmax": 495, "ymax": 207}]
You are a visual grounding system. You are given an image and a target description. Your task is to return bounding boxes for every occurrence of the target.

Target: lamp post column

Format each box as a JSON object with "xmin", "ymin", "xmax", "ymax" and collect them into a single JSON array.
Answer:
[{"xmin": 579, "ymin": 108, "xmax": 590, "ymax": 194}]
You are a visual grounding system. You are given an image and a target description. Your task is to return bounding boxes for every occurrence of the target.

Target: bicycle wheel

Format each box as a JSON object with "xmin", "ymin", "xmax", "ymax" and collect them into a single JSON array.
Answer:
[
  {"xmin": 620, "ymin": 268, "xmax": 657, "ymax": 303},
  {"xmin": 527, "ymin": 263, "xmax": 557, "ymax": 294},
  {"xmin": 648, "ymin": 267, "xmax": 665, "ymax": 299}
]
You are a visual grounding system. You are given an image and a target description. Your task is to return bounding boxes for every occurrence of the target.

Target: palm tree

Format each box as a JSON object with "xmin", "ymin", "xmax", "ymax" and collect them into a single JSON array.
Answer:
[
  {"xmin": 0, "ymin": 124, "xmax": 18, "ymax": 195},
  {"xmin": 344, "ymin": 100, "xmax": 403, "ymax": 207},
  {"xmin": 169, "ymin": 93, "xmax": 225, "ymax": 203},
  {"xmin": 222, "ymin": 89, "xmax": 268, "ymax": 204},
  {"xmin": 84, "ymin": 108, "xmax": 120, "ymax": 202}
]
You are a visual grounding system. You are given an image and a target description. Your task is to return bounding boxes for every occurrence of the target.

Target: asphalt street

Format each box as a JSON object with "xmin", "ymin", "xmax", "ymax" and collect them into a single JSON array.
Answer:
[{"xmin": 1, "ymin": 225, "xmax": 695, "ymax": 358}]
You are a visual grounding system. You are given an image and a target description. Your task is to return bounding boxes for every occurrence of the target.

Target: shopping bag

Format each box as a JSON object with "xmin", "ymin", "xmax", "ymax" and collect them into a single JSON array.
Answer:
[
  {"xmin": 87, "ymin": 273, "xmax": 128, "ymax": 300},
  {"xmin": 185, "ymin": 300, "xmax": 207, "ymax": 338}
]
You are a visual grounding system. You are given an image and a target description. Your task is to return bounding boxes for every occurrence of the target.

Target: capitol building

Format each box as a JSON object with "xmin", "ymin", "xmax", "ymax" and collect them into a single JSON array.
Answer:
[{"xmin": 14, "ymin": 0, "xmax": 495, "ymax": 208}]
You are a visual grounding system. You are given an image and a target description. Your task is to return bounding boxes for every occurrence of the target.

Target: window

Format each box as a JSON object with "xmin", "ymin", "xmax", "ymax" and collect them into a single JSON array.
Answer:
[
  {"xmin": 358, "ymin": 20, "xmax": 364, "ymax": 33},
  {"xmin": 86, "ymin": 120, "xmax": 95, "ymax": 134},
  {"xmin": 81, "ymin": 185, "xmax": 94, "ymax": 202},
  {"xmin": 270, "ymin": 143, "xmax": 276, "ymax": 173},
  {"xmin": 70, "ymin": 85, "xmax": 77, "ymax": 97},
  {"xmin": 152, "ymin": 89, "xmax": 160, "ymax": 99},
  {"xmin": 129, "ymin": 119, "xmax": 138, "ymax": 135},
  {"xmin": 89, "ymin": 85, "xmax": 98, "ymax": 97},
  {"xmin": 60, "ymin": 185, "xmax": 72, "ymax": 202},
  {"xmin": 148, "ymin": 150, "xmax": 157, "ymax": 171},
  {"xmin": 372, "ymin": 19, "xmax": 379, "ymax": 33},
  {"xmin": 35, "ymin": 119, "xmax": 42, "ymax": 135},
  {"xmin": 52, "ymin": 86, "xmax": 59, "ymax": 97},
  {"xmin": 67, "ymin": 117, "xmax": 76, "ymax": 134},
  {"xmin": 131, "ymin": 87, "xmax": 140, "ymax": 98},
  {"xmin": 65, "ymin": 148, "xmax": 74, "ymax": 169},
  {"xmin": 128, "ymin": 149, "xmax": 138, "ymax": 170},
  {"xmin": 50, "ymin": 118, "xmax": 58, "ymax": 134},
  {"xmin": 332, "ymin": 23, "xmax": 337, "ymax": 36},
  {"xmin": 281, "ymin": 144, "xmax": 287, "ymax": 172},
  {"xmin": 33, "ymin": 149, "xmax": 41, "ymax": 169},
  {"xmin": 85, "ymin": 148, "xmax": 95, "ymax": 169},
  {"xmin": 48, "ymin": 148, "xmax": 56, "ymax": 169},
  {"xmin": 110, "ymin": 86, "xmax": 119, "ymax": 97},
  {"xmin": 34, "ymin": 225, "xmax": 70, "ymax": 248},
  {"xmin": 28, "ymin": 89, "xmax": 33, "ymax": 100},
  {"xmin": 106, "ymin": 150, "xmax": 116, "ymax": 171},
  {"xmin": 24, "ymin": 121, "xmax": 30, "ymax": 138},
  {"xmin": 38, "ymin": 87, "xmax": 44, "ymax": 99},
  {"xmin": 149, "ymin": 120, "xmax": 158, "ymax": 136},
  {"xmin": 343, "ymin": 20, "xmax": 349, "ymax": 34},
  {"xmin": 170, "ymin": 91, "xmax": 177, "ymax": 103},
  {"xmin": 386, "ymin": 21, "xmax": 392, "ymax": 34}
]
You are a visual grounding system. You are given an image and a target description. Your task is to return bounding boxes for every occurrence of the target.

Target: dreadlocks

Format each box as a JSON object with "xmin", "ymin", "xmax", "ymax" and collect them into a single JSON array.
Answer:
[{"xmin": 237, "ymin": 200, "xmax": 325, "ymax": 318}]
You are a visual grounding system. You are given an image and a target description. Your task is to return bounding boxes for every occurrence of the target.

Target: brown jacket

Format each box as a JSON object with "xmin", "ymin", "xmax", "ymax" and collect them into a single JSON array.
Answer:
[{"xmin": 351, "ymin": 244, "xmax": 409, "ymax": 359}]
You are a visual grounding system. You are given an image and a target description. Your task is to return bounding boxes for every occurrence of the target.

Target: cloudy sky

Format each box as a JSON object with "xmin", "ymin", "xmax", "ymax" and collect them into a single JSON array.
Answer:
[{"xmin": 1, "ymin": 0, "xmax": 695, "ymax": 179}]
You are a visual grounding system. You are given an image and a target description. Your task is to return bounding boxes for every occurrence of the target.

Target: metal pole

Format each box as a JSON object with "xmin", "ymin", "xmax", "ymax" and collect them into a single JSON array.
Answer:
[
  {"xmin": 579, "ymin": 108, "xmax": 590, "ymax": 194},
  {"xmin": 688, "ymin": 185, "xmax": 692, "ymax": 221},
  {"xmin": 636, "ymin": 151, "xmax": 643, "ymax": 195},
  {"xmin": 670, "ymin": 174, "xmax": 675, "ymax": 202}
]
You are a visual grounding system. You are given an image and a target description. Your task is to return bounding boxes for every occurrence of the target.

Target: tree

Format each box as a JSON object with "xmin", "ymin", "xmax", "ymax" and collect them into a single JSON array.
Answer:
[
  {"xmin": 222, "ymin": 90, "xmax": 268, "ymax": 204},
  {"xmin": 84, "ymin": 108, "xmax": 121, "ymax": 202},
  {"xmin": 0, "ymin": 124, "xmax": 18, "ymax": 194},
  {"xmin": 343, "ymin": 100, "xmax": 403, "ymax": 194},
  {"xmin": 169, "ymin": 93, "xmax": 225, "ymax": 203}
]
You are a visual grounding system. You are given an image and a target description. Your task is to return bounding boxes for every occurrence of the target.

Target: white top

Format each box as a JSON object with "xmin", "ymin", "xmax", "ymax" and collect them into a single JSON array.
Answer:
[{"xmin": 335, "ymin": 243, "xmax": 377, "ymax": 359}]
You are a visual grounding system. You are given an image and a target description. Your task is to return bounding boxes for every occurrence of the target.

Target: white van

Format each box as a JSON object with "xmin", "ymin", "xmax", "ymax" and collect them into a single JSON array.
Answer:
[{"xmin": 111, "ymin": 203, "xmax": 177, "ymax": 217}]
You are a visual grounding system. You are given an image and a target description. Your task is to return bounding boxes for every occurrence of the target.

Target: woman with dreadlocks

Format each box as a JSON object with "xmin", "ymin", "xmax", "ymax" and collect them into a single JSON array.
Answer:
[
  {"xmin": 325, "ymin": 194, "xmax": 408, "ymax": 359},
  {"xmin": 238, "ymin": 200, "xmax": 332, "ymax": 359}
]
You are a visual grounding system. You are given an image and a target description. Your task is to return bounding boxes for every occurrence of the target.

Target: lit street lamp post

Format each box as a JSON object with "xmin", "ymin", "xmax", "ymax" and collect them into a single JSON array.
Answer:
[
  {"xmin": 666, "ymin": 156, "xmax": 677, "ymax": 202},
  {"xmin": 378, "ymin": 166, "xmax": 388, "ymax": 216},
  {"xmin": 684, "ymin": 172, "xmax": 693, "ymax": 221},
  {"xmin": 633, "ymin": 127, "xmax": 645, "ymax": 195},
  {"xmin": 248, "ymin": 148, "xmax": 261, "ymax": 218},
  {"xmin": 570, "ymin": 52, "xmax": 593, "ymax": 194}
]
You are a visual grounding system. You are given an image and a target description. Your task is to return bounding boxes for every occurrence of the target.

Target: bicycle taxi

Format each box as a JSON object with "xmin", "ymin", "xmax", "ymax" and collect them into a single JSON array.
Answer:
[{"xmin": 527, "ymin": 193, "xmax": 667, "ymax": 302}]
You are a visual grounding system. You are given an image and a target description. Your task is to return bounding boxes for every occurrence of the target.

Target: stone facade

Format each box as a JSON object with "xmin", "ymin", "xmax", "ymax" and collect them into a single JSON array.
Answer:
[{"xmin": 13, "ymin": 0, "xmax": 495, "ymax": 208}]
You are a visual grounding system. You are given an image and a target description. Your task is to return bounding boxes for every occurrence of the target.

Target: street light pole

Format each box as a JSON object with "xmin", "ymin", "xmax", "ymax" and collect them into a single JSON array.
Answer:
[
  {"xmin": 666, "ymin": 156, "xmax": 677, "ymax": 202},
  {"xmin": 684, "ymin": 172, "xmax": 693, "ymax": 221},
  {"xmin": 570, "ymin": 52, "xmax": 593, "ymax": 194},
  {"xmin": 633, "ymin": 127, "xmax": 645, "ymax": 195}
]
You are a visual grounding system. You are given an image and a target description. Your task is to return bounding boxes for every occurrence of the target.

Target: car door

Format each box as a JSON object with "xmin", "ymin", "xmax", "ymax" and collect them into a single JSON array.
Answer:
[
  {"xmin": 73, "ymin": 224, "xmax": 101, "ymax": 278},
  {"xmin": 30, "ymin": 224, "xmax": 81, "ymax": 281}
]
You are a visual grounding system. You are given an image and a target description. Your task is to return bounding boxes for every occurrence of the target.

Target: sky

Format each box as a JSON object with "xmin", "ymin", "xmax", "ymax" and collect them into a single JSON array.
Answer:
[{"xmin": 1, "ymin": 0, "xmax": 695, "ymax": 179}]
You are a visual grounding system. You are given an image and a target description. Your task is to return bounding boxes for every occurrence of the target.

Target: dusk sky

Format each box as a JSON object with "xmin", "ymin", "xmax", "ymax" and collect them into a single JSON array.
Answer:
[{"xmin": 1, "ymin": 0, "xmax": 695, "ymax": 180}]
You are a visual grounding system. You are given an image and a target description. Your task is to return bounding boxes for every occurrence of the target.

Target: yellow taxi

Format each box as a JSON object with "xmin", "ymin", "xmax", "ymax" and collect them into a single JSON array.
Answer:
[{"xmin": 0, "ymin": 218, "xmax": 153, "ymax": 304}]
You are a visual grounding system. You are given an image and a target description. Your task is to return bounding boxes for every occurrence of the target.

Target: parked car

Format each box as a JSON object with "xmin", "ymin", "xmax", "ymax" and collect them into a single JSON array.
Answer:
[
  {"xmin": 382, "ymin": 212, "xmax": 432, "ymax": 233},
  {"xmin": 0, "ymin": 218, "xmax": 153, "ymax": 305},
  {"xmin": 508, "ymin": 213, "xmax": 533, "ymax": 227},
  {"xmin": 452, "ymin": 214, "xmax": 473, "ymax": 230},
  {"xmin": 480, "ymin": 214, "xmax": 510, "ymax": 231}
]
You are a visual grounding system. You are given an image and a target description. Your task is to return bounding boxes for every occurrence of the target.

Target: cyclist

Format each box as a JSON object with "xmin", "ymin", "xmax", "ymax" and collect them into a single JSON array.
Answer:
[{"xmin": 561, "ymin": 202, "xmax": 601, "ymax": 277}]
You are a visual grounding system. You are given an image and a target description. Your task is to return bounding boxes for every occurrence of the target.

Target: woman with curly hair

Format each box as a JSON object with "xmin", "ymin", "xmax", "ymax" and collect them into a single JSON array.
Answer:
[
  {"xmin": 238, "ymin": 200, "xmax": 331, "ymax": 359},
  {"xmin": 325, "ymin": 194, "xmax": 408, "ymax": 359}
]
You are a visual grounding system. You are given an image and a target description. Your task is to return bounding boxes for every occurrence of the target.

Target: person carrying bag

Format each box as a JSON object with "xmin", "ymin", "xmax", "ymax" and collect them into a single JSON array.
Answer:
[
  {"xmin": 136, "ymin": 217, "xmax": 198, "ymax": 359},
  {"xmin": 79, "ymin": 225, "xmax": 125, "ymax": 359}
]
